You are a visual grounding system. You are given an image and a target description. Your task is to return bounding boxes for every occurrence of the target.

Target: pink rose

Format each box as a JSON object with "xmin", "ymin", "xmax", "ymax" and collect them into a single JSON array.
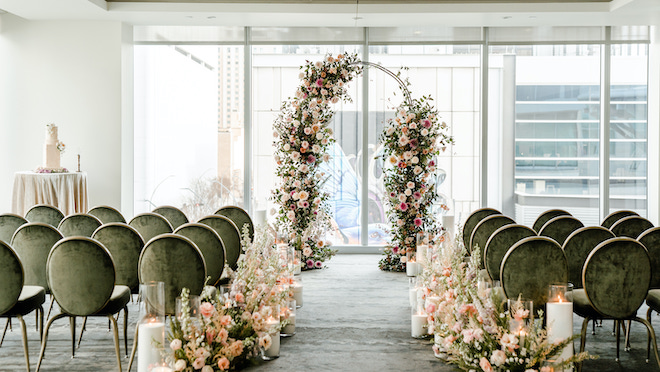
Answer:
[
  {"xmin": 235, "ymin": 292, "xmax": 245, "ymax": 303},
  {"xmin": 479, "ymin": 357, "xmax": 493, "ymax": 372},
  {"xmin": 216, "ymin": 328, "xmax": 228, "ymax": 343},
  {"xmin": 414, "ymin": 218, "xmax": 422, "ymax": 226},
  {"xmin": 217, "ymin": 357, "xmax": 230, "ymax": 371},
  {"xmin": 200, "ymin": 302, "xmax": 214, "ymax": 318},
  {"xmin": 220, "ymin": 315, "xmax": 232, "ymax": 326},
  {"xmin": 399, "ymin": 202, "xmax": 408, "ymax": 211}
]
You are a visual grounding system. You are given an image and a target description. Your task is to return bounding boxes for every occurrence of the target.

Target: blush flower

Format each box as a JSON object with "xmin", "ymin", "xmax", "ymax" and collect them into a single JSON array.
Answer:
[
  {"xmin": 414, "ymin": 218, "xmax": 423, "ymax": 227},
  {"xmin": 315, "ymin": 261, "xmax": 323, "ymax": 268},
  {"xmin": 199, "ymin": 302, "xmax": 214, "ymax": 318},
  {"xmin": 399, "ymin": 202, "xmax": 408, "ymax": 211},
  {"xmin": 306, "ymin": 259, "xmax": 314, "ymax": 269},
  {"xmin": 217, "ymin": 357, "xmax": 230, "ymax": 371}
]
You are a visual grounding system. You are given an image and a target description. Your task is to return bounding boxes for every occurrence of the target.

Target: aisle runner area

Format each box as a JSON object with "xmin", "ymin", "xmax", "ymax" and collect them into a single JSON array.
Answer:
[{"xmin": 245, "ymin": 254, "xmax": 456, "ymax": 372}]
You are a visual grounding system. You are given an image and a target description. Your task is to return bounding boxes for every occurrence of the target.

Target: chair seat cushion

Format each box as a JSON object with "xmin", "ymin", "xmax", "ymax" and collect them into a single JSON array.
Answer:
[
  {"xmin": 573, "ymin": 288, "xmax": 606, "ymax": 319},
  {"xmin": 95, "ymin": 285, "xmax": 131, "ymax": 315},
  {"xmin": 2, "ymin": 285, "xmax": 46, "ymax": 317},
  {"xmin": 647, "ymin": 289, "xmax": 660, "ymax": 311}
]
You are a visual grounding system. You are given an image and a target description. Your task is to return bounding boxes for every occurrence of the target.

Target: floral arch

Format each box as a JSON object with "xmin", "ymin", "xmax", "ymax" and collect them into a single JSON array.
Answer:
[{"xmin": 272, "ymin": 53, "xmax": 452, "ymax": 271}]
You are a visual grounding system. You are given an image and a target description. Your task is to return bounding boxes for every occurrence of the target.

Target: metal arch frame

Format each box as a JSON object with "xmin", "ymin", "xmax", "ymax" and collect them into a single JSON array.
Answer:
[{"xmin": 350, "ymin": 60, "xmax": 414, "ymax": 107}]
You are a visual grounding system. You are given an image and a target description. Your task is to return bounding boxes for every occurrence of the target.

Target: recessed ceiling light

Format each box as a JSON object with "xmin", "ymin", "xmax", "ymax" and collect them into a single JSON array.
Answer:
[
  {"xmin": 529, "ymin": 15, "xmax": 537, "ymax": 19},
  {"xmin": 207, "ymin": 16, "xmax": 216, "ymax": 19},
  {"xmin": 185, "ymin": 15, "xmax": 194, "ymax": 18},
  {"xmin": 353, "ymin": 16, "xmax": 363, "ymax": 20},
  {"xmin": 503, "ymin": 16, "xmax": 512, "ymax": 20},
  {"xmin": 413, "ymin": 30, "xmax": 422, "ymax": 35}
]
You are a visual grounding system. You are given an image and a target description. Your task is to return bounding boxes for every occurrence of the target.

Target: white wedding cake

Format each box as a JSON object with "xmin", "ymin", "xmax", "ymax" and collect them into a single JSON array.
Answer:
[{"xmin": 42, "ymin": 124, "xmax": 64, "ymax": 171}]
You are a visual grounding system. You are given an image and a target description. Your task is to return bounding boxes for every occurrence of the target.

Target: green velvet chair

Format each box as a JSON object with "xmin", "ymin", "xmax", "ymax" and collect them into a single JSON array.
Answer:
[
  {"xmin": 174, "ymin": 223, "xmax": 225, "ymax": 286},
  {"xmin": 483, "ymin": 224, "xmax": 536, "ymax": 281},
  {"xmin": 25, "ymin": 204, "xmax": 64, "ymax": 228},
  {"xmin": 461, "ymin": 208, "xmax": 501, "ymax": 251},
  {"xmin": 153, "ymin": 205, "xmax": 189, "ymax": 230},
  {"xmin": 563, "ymin": 226, "xmax": 615, "ymax": 290},
  {"xmin": 469, "ymin": 214, "xmax": 515, "ymax": 262},
  {"xmin": 215, "ymin": 205, "xmax": 254, "ymax": 244},
  {"xmin": 601, "ymin": 210, "xmax": 639, "ymax": 229},
  {"xmin": 532, "ymin": 209, "xmax": 571, "ymax": 233},
  {"xmin": 0, "ymin": 213, "xmax": 28, "ymax": 244},
  {"xmin": 128, "ymin": 212, "xmax": 173, "ymax": 244},
  {"xmin": 641, "ymin": 228, "xmax": 660, "ymax": 362},
  {"xmin": 0, "ymin": 241, "xmax": 46, "ymax": 372},
  {"xmin": 573, "ymin": 237, "xmax": 660, "ymax": 371},
  {"xmin": 11, "ymin": 223, "xmax": 63, "ymax": 317},
  {"xmin": 57, "ymin": 213, "xmax": 102, "ymax": 237},
  {"xmin": 36, "ymin": 237, "xmax": 130, "ymax": 372},
  {"xmin": 538, "ymin": 215, "xmax": 584, "ymax": 246},
  {"xmin": 198, "ymin": 215, "xmax": 241, "ymax": 270},
  {"xmin": 500, "ymin": 236, "xmax": 568, "ymax": 313},
  {"xmin": 88, "ymin": 205, "xmax": 126, "ymax": 224},
  {"xmin": 610, "ymin": 215, "xmax": 654, "ymax": 239},
  {"xmin": 92, "ymin": 223, "xmax": 145, "ymax": 293}
]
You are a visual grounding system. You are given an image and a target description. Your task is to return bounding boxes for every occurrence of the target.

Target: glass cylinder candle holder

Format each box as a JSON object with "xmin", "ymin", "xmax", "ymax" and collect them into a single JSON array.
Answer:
[
  {"xmin": 293, "ymin": 250, "xmax": 302, "ymax": 275},
  {"xmin": 416, "ymin": 232, "xmax": 430, "ymax": 268},
  {"xmin": 409, "ymin": 277, "xmax": 419, "ymax": 308},
  {"xmin": 411, "ymin": 297, "xmax": 428, "ymax": 339},
  {"xmin": 281, "ymin": 299, "xmax": 296, "ymax": 337},
  {"xmin": 148, "ymin": 347, "xmax": 173, "ymax": 372},
  {"xmin": 292, "ymin": 276, "xmax": 303, "ymax": 308},
  {"xmin": 137, "ymin": 282, "xmax": 166, "ymax": 372},
  {"xmin": 262, "ymin": 306, "xmax": 281, "ymax": 360},
  {"xmin": 547, "ymin": 283, "xmax": 574, "ymax": 366},
  {"xmin": 442, "ymin": 215, "xmax": 455, "ymax": 242},
  {"xmin": 406, "ymin": 250, "xmax": 419, "ymax": 277},
  {"xmin": 507, "ymin": 297, "xmax": 533, "ymax": 336},
  {"xmin": 176, "ymin": 294, "xmax": 201, "ymax": 331}
]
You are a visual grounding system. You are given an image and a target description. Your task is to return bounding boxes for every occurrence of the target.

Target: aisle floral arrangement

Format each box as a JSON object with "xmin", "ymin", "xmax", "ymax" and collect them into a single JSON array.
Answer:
[
  {"xmin": 378, "ymin": 88, "xmax": 453, "ymax": 272},
  {"xmin": 416, "ymin": 235, "xmax": 594, "ymax": 372},
  {"xmin": 272, "ymin": 53, "xmax": 362, "ymax": 269},
  {"xmin": 168, "ymin": 225, "xmax": 291, "ymax": 371}
]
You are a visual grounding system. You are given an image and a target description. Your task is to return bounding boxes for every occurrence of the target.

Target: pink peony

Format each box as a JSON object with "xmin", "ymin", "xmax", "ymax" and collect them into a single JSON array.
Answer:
[
  {"xmin": 316, "ymin": 78, "xmax": 323, "ymax": 87},
  {"xmin": 200, "ymin": 302, "xmax": 214, "ymax": 318},
  {"xmin": 307, "ymin": 155, "xmax": 316, "ymax": 163},
  {"xmin": 399, "ymin": 202, "xmax": 408, "ymax": 211},
  {"xmin": 306, "ymin": 259, "xmax": 314, "ymax": 269},
  {"xmin": 413, "ymin": 191, "xmax": 422, "ymax": 200},
  {"xmin": 392, "ymin": 246, "xmax": 399, "ymax": 254},
  {"xmin": 414, "ymin": 218, "xmax": 423, "ymax": 227},
  {"xmin": 425, "ymin": 303, "xmax": 436, "ymax": 314},
  {"xmin": 479, "ymin": 357, "xmax": 493, "ymax": 372},
  {"xmin": 217, "ymin": 357, "xmax": 230, "ymax": 371},
  {"xmin": 429, "ymin": 159, "xmax": 436, "ymax": 167},
  {"xmin": 422, "ymin": 119, "xmax": 432, "ymax": 128}
]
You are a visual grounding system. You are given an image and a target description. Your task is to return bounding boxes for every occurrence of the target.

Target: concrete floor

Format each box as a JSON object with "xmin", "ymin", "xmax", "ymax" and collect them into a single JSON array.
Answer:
[{"xmin": 0, "ymin": 254, "xmax": 659, "ymax": 371}]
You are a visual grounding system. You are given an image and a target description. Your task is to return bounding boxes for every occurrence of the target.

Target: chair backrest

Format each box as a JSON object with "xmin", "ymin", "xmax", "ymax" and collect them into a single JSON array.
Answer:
[
  {"xmin": 484, "ymin": 224, "xmax": 536, "ymax": 281},
  {"xmin": 138, "ymin": 234, "xmax": 206, "ymax": 315},
  {"xmin": 128, "ymin": 213, "xmax": 173, "ymax": 244},
  {"xmin": 11, "ymin": 223, "xmax": 63, "ymax": 290},
  {"xmin": 0, "ymin": 213, "xmax": 28, "ymax": 244},
  {"xmin": 601, "ymin": 210, "xmax": 639, "ymax": 229},
  {"xmin": 215, "ymin": 206, "xmax": 254, "ymax": 244},
  {"xmin": 532, "ymin": 209, "xmax": 572, "ymax": 233},
  {"xmin": 88, "ymin": 205, "xmax": 126, "ymax": 224},
  {"xmin": 610, "ymin": 215, "xmax": 654, "ymax": 239},
  {"xmin": 25, "ymin": 204, "xmax": 64, "ymax": 228},
  {"xmin": 58, "ymin": 213, "xmax": 102, "ymax": 237},
  {"xmin": 0, "ymin": 241, "xmax": 24, "ymax": 315},
  {"xmin": 638, "ymin": 227, "xmax": 660, "ymax": 289},
  {"xmin": 538, "ymin": 215, "xmax": 584, "ymax": 246},
  {"xmin": 92, "ymin": 223, "xmax": 144, "ymax": 292},
  {"xmin": 500, "ymin": 236, "xmax": 568, "ymax": 310},
  {"xmin": 562, "ymin": 226, "xmax": 615, "ymax": 289},
  {"xmin": 583, "ymin": 237, "xmax": 651, "ymax": 319},
  {"xmin": 174, "ymin": 223, "xmax": 225, "ymax": 286},
  {"xmin": 153, "ymin": 205, "xmax": 189, "ymax": 230},
  {"xmin": 198, "ymin": 215, "xmax": 241, "ymax": 270},
  {"xmin": 470, "ymin": 214, "xmax": 515, "ymax": 259},
  {"xmin": 47, "ymin": 237, "xmax": 116, "ymax": 316},
  {"xmin": 462, "ymin": 208, "xmax": 501, "ymax": 250}
]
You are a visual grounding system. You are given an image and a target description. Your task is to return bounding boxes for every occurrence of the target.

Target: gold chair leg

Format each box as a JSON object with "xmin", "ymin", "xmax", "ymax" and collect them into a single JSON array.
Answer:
[
  {"xmin": 0, "ymin": 318, "xmax": 9, "ymax": 346},
  {"xmin": 615, "ymin": 319, "xmax": 621, "ymax": 361},
  {"xmin": 648, "ymin": 308, "xmax": 654, "ymax": 362},
  {"xmin": 625, "ymin": 319, "xmax": 632, "ymax": 351},
  {"xmin": 77, "ymin": 317, "xmax": 88, "ymax": 349},
  {"xmin": 17, "ymin": 316, "xmax": 30, "ymax": 372},
  {"xmin": 69, "ymin": 316, "xmax": 76, "ymax": 358},
  {"xmin": 123, "ymin": 306, "xmax": 129, "ymax": 357},
  {"xmin": 46, "ymin": 296, "xmax": 55, "ymax": 319},
  {"xmin": 127, "ymin": 323, "xmax": 140, "ymax": 372},
  {"xmin": 577, "ymin": 316, "xmax": 591, "ymax": 372},
  {"xmin": 36, "ymin": 313, "xmax": 67, "ymax": 372},
  {"xmin": 108, "ymin": 315, "xmax": 123, "ymax": 372},
  {"xmin": 634, "ymin": 317, "xmax": 660, "ymax": 368},
  {"xmin": 38, "ymin": 306, "xmax": 44, "ymax": 341}
]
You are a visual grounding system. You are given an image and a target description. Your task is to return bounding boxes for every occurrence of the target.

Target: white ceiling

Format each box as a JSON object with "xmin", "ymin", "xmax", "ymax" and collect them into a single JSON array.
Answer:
[{"xmin": 0, "ymin": 0, "xmax": 658, "ymax": 28}]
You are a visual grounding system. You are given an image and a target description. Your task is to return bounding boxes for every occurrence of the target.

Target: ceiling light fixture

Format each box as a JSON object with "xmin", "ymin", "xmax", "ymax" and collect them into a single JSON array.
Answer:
[{"xmin": 353, "ymin": 0, "xmax": 362, "ymax": 26}]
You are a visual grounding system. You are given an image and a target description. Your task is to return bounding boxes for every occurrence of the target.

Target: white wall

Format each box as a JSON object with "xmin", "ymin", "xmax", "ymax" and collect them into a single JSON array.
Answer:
[{"xmin": 0, "ymin": 14, "xmax": 125, "ymax": 213}]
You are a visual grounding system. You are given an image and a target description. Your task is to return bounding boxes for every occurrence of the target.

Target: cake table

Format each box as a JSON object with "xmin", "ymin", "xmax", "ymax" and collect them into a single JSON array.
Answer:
[{"xmin": 12, "ymin": 171, "xmax": 88, "ymax": 216}]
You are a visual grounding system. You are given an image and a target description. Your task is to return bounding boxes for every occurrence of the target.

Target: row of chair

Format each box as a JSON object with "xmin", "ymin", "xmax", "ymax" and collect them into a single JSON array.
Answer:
[
  {"xmin": 0, "ymin": 203, "xmax": 255, "ymax": 372},
  {"xmin": 461, "ymin": 207, "xmax": 660, "ymax": 370}
]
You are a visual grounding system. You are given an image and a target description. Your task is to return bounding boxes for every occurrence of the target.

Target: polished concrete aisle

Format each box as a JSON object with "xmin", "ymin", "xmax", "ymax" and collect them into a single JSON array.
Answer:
[{"xmin": 1, "ymin": 254, "xmax": 660, "ymax": 371}]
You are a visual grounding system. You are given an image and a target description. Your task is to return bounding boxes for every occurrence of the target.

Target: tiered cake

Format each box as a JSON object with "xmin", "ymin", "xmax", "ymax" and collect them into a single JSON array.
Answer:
[{"xmin": 43, "ymin": 124, "xmax": 62, "ymax": 170}]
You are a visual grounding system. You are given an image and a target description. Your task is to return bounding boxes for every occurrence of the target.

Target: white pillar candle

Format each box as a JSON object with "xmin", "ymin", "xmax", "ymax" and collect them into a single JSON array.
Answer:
[
  {"xmin": 292, "ymin": 283, "xmax": 303, "ymax": 307},
  {"xmin": 264, "ymin": 331, "xmax": 280, "ymax": 358},
  {"xmin": 409, "ymin": 288, "xmax": 417, "ymax": 307},
  {"xmin": 150, "ymin": 367, "xmax": 173, "ymax": 372},
  {"xmin": 137, "ymin": 321, "xmax": 165, "ymax": 372},
  {"xmin": 282, "ymin": 313, "xmax": 296, "ymax": 335},
  {"xmin": 254, "ymin": 210, "xmax": 267, "ymax": 226},
  {"xmin": 411, "ymin": 312, "xmax": 428, "ymax": 338},
  {"xmin": 417, "ymin": 245, "xmax": 428, "ymax": 267},
  {"xmin": 406, "ymin": 261, "xmax": 419, "ymax": 277},
  {"xmin": 546, "ymin": 301, "xmax": 574, "ymax": 365},
  {"xmin": 442, "ymin": 215, "xmax": 455, "ymax": 240}
]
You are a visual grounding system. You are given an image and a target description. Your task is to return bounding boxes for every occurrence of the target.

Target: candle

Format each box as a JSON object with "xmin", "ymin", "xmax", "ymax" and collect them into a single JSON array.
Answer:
[
  {"xmin": 150, "ymin": 367, "xmax": 173, "ymax": 372},
  {"xmin": 411, "ymin": 312, "xmax": 428, "ymax": 338},
  {"xmin": 77, "ymin": 154, "xmax": 81, "ymax": 172},
  {"xmin": 547, "ymin": 296, "xmax": 574, "ymax": 366},
  {"xmin": 417, "ymin": 245, "xmax": 428, "ymax": 267},
  {"xmin": 137, "ymin": 320, "xmax": 165, "ymax": 372},
  {"xmin": 292, "ymin": 283, "xmax": 303, "ymax": 308},
  {"xmin": 293, "ymin": 251, "xmax": 302, "ymax": 275},
  {"xmin": 263, "ymin": 317, "xmax": 280, "ymax": 360},
  {"xmin": 406, "ymin": 260, "xmax": 420, "ymax": 277},
  {"xmin": 282, "ymin": 313, "xmax": 296, "ymax": 335},
  {"xmin": 254, "ymin": 210, "xmax": 267, "ymax": 226},
  {"xmin": 409, "ymin": 287, "xmax": 417, "ymax": 307},
  {"xmin": 442, "ymin": 215, "xmax": 455, "ymax": 240}
]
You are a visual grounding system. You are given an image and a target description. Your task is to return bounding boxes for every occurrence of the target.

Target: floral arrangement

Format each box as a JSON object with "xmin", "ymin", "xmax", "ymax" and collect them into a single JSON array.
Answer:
[
  {"xmin": 272, "ymin": 53, "xmax": 362, "ymax": 269},
  {"xmin": 419, "ymin": 238, "xmax": 594, "ymax": 372},
  {"xmin": 35, "ymin": 167, "xmax": 68, "ymax": 173},
  {"xmin": 378, "ymin": 89, "xmax": 453, "ymax": 272},
  {"xmin": 168, "ymin": 225, "xmax": 292, "ymax": 371}
]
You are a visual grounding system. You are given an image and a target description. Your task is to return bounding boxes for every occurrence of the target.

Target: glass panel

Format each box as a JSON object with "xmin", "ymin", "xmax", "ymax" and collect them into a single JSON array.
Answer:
[
  {"xmin": 368, "ymin": 27, "xmax": 482, "ymax": 43},
  {"xmin": 134, "ymin": 45, "xmax": 243, "ymax": 221},
  {"xmin": 609, "ymin": 45, "xmax": 648, "ymax": 216},
  {"xmin": 369, "ymin": 45, "xmax": 481, "ymax": 237},
  {"xmin": 491, "ymin": 45, "xmax": 601, "ymax": 226},
  {"xmin": 251, "ymin": 45, "xmax": 362, "ymax": 245},
  {"xmin": 250, "ymin": 27, "xmax": 364, "ymax": 43},
  {"xmin": 489, "ymin": 27, "xmax": 603, "ymax": 43},
  {"xmin": 134, "ymin": 26, "xmax": 245, "ymax": 43}
]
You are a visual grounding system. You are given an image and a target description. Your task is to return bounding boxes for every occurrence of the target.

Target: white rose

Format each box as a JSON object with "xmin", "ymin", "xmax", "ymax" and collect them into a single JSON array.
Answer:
[
  {"xmin": 411, "ymin": 156, "xmax": 419, "ymax": 164},
  {"xmin": 398, "ymin": 194, "xmax": 406, "ymax": 202},
  {"xmin": 404, "ymin": 189, "xmax": 412, "ymax": 196},
  {"xmin": 283, "ymin": 143, "xmax": 290, "ymax": 151},
  {"xmin": 175, "ymin": 360, "xmax": 187, "ymax": 371},
  {"xmin": 202, "ymin": 366, "xmax": 213, "ymax": 372},
  {"xmin": 386, "ymin": 127, "xmax": 395, "ymax": 136},
  {"xmin": 403, "ymin": 151, "xmax": 413, "ymax": 160},
  {"xmin": 407, "ymin": 182, "xmax": 415, "ymax": 189},
  {"xmin": 421, "ymin": 128, "xmax": 429, "ymax": 136},
  {"xmin": 299, "ymin": 72, "xmax": 305, "ymax": 79},
  {"xmin": 312, "ymin": 145, "xmax": 321, "ymax": 153},
  {"xmin": 316, "ymin": 133, "xmax": 324, "ymax": 140},
  {"xmin": 490, "ymin": 350, "xmax": 507, "ymax": 367},
  {"xmin": 303, "ymin": 247, "xmax": 313, "ymax": 257},
  {"xmin": 287, "ymin": 211, "xmax": 295, "ymax": 220},
  {"xmin": 414, "ymin": 166, "xmax": 423, "ymax": 175},
  {"xmin": 298, "ymin": 191, "xmax": 309, "ymax": 200}
]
